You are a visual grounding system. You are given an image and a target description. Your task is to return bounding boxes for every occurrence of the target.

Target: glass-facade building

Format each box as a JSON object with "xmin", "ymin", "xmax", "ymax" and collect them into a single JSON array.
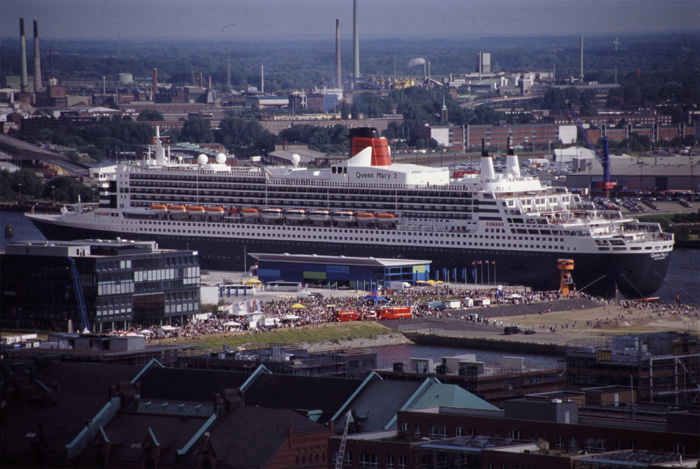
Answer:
[{"xmin": 1, "ymin": 239, "xmax": 200, "ymax": 332}]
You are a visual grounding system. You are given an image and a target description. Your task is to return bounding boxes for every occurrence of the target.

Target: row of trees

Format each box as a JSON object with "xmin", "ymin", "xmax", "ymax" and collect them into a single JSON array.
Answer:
[{"xmin": 1, "ymin": 169, "xmax": 94, "ymax": 204}]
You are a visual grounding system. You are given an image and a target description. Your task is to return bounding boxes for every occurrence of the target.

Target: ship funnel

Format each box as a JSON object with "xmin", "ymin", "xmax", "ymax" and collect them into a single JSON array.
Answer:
[
  {"xmin": 480, "ymin": 139, "xmax": 496, "ymax": 180},
  {"xmin": 154, "ymin": 127, "xmax": 166, "ymax": 165},
  {"xmin": 349, "ymin": 127, "xmax": 391, "ymax": 166},
  {"xmin": 506, "ymin": 137, "xmax": 521, "ymax": 178}
]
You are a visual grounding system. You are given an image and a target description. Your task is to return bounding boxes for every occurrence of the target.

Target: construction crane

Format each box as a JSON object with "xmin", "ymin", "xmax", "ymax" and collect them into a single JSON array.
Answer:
[
  {"xmin": 566, "ymin": 101, "xmax": 616, "ymax": 191},
  {"xmin": 334, "ymin": 411, "xmax": 353, "ymax": 469},
  {"xmin": 68, "ymin": 257, "xmax": 90, "ymax": 333}
]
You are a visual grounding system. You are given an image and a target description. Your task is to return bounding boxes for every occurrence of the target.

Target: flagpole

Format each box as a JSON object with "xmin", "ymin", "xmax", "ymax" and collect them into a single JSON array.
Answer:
[
  {"xmin": 487, "ymin": 261, "xmax": 490, "ymax": 285},
  {"xmin": 494, "ymin": 261, "xmax": 497, "ymax": 285}
]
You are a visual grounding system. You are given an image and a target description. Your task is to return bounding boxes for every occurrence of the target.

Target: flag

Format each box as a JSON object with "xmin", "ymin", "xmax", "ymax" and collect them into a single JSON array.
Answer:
[
  {"xmin": 477, "ymin": 260, "xmax": 482, "ymax": 265},
  {"xmin": 492, "ymin": 260, "xmax": 496, "ymax": 264},
  {"xmin": 471, "ymin": 261, "xmax": 476, "ymax": 266},
  {"xmin": 485, "ymin": 260, "xmax": 490, "ymax": 264}
]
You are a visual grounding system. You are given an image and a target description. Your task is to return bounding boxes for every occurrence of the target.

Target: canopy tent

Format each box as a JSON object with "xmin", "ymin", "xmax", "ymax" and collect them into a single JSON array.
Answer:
[
  {"xmin": 223, "ymin": 321, "xmax": 242, "ymax": 327},
  {"xmin": 244, "ymin": 279, "xmax": 262, "ymax": 285},
  {"xmin": 364, "ymin": 291, "xmax": 390, "ymax": 303},
  {"xmin": 282, "ymin": 314, "xmax": 301, "ymax": 321},
  {"xmin": 290, "ymin": 303, "xmax": 307, "ymax": 310}
]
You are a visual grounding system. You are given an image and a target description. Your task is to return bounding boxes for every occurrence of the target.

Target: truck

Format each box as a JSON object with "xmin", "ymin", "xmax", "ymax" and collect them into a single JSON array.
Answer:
[
  {"xmin": 377, "ymin": 306, "xmax": 412, "ymax": 320},
  {"xmin": 385, "ymin": 281, "xmax": 411, "ymax": 290},
  {"xmin": 336, "ymin": 310, "xmax": 359, "ymax": 322}
]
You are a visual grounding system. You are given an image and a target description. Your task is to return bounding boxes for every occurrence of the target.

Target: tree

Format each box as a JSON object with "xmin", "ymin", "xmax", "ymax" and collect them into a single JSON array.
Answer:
[
  {"xmin": 137, "ymin": 110, "xmax": 164, "ymax": 121},
  {"xmin": 181, "ymin": 119, "xmax": 214, "ymax": 143},
  {"xmin": 542, "ymin": 88, "xmax": 567, "ymax": 112}
]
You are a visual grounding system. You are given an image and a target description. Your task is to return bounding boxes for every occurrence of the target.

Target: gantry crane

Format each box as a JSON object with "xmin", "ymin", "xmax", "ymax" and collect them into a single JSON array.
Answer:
[{"xmin": 567, "ymin": 101, "xmax": 616, "ymax": 191}]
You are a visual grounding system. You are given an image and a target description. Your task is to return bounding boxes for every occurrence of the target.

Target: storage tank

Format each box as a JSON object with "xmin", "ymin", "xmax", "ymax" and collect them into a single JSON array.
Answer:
[{"xmin": 118, "ymin": 73, "xmax": 133, "ymax": 85}]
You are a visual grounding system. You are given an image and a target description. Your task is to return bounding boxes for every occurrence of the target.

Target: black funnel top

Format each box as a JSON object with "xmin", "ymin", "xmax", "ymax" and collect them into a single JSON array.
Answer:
[{"xmin": 349, "ymin": 127, "xmax": 380, "ymax": 139}]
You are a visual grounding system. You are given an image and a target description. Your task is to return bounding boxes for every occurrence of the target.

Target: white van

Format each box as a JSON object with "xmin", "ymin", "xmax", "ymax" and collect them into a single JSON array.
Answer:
[{"xmin": 385, "ymin": 281, "xmax": 411, "ymax": 290}]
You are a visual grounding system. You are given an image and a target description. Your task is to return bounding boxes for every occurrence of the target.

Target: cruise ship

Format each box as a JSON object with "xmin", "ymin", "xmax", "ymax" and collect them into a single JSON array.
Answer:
[{"xmin": 26, "ymin": 128, "xmax": 673, "ymax": 298}]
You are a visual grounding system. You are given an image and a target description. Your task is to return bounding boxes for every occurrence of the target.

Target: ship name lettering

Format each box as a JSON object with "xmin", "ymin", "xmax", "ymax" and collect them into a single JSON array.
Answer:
[
  {"xmin": 95, "ymin": 212, "xmax": 110, "ymax": 216},
  {"xmin": 486, "ymin": 222, "xmax": 504, "ymax": 227}
]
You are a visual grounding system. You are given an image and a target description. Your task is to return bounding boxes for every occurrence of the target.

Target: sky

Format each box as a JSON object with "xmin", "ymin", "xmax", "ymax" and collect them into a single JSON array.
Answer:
[{"xmin": 1, "ymin": 0, "xmax": 698, "ymax": 41}]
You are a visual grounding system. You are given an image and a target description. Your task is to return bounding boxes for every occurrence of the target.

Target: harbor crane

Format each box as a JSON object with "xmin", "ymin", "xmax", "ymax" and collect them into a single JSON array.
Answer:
[
  {"xmin": 566, "ymin": 101, "xmax": 616, "ymax": 191},
  {"xmin": 68, "ymin": 257, "xmax": 90, "ymax": 333}
]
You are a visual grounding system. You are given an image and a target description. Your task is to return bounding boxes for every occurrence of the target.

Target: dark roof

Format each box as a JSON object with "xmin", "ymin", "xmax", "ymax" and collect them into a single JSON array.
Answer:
[
  {"xmin": 250, "ymin": 252, "xmax": 432, "ymax": 268},
  {"xmin": 204, "ymin": 406, "xmax": 330, "ymax": 468},
  {"xmin": 96, "ymin": 412, "xmax": 209, "ymax": 465},
  {"xmin": 138, "ymin": 367, "xmax": 250, "ymax": 402},
  {"xmin": 244, "ymin": 374, "xmax": 362, "ymax": 424},
  {"xmin": 336, "ymin": 379, "xmax": 422, "ymax": 433},
  {"xmin": 1, "ymin": 362, "xmax": 141, "ymax": 465}
]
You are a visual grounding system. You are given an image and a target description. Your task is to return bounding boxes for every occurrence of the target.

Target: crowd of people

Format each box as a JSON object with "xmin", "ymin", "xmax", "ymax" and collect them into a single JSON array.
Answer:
[{"xmin": 137, "ymin": 285, "xmax": 699, "ymax": 340}]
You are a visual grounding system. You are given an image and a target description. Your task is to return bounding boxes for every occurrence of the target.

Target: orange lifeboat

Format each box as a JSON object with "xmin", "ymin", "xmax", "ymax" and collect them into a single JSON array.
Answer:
[
  {"xmin": 205, "ymin": 206, "xmax": 225, "ymax": 216},
  {"xmin": 150, "ymin": 204, "xmax": 168, "ymax": 214},
  {"xmin": 187, "ymin": 205, "xmax": 205, "ymax": 214},
  {"xmin": 228, "ymin": 207, "xmax": 241, "ymax": 215},
  {"xmin": 168, "ymin": 205, "xmax": 186, "ymax": 215},
  {"xmin": 308, "ymin": 209, "xmax": 330, "ymax": 220},
  {"xmin": 376, "ymin": 213, "xmax": 396, "ymax": 222},
  {"xmin": 285, "ymin": 208, "xmax": 307, "ymax": 220},
  {"xmin": 241, "ymin": 208, "xmax": 260, "ymax": 217},
  {"xmin": 356, "ymin": 212, "xmax": 375, "ymax": 219}
]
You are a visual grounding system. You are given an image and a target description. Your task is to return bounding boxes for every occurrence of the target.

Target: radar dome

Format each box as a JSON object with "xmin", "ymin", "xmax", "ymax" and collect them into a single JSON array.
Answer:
[
  {"xmin": 197, "ymin": 154, "xmax": 208, "ymax": 165},
  {"xmin": 292, "ymin": 153, "xmax": 301, "ymax": 166},
  {"xmin": 216, "ymin": 153, "xmax": 227, "ymax": 164}
]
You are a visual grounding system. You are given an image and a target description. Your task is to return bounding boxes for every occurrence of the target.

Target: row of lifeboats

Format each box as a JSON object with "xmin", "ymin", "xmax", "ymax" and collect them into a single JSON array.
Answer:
[{"xmin": 150, "ymin": 204, "xmax": 397, "ymax": 222}]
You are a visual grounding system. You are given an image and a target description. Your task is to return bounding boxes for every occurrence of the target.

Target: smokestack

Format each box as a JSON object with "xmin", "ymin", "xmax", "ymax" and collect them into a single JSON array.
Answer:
[
  {"xmin": 208, "ymin": 75, "xmax": 212, "ymax": 90},
  {"xmin": 261, "ymin": 64, "xmax": 264, "ymax": 93},
  {"xmin": 579, "ymin": 36, "xmax": 584, "ymax": 82},
  {"xmin": 20, "ymin": 19, "xmax": 29, "ymax": 93},
  {"xmin": 353, "ymin": 0, "xmax": 359, "ymax": 81},
  {"xmin": 199, "ymin": 72, "xmax": 203, "ymax": 88},
  {"xmin": 335, "ymin": 19, "xmax": 342, "ymax": 89},
  {"xmin": 33, "ymin": 20, "xmax": 42, "ymax": 93},
  {"xmin": 152, "ymin": 68, "xmax": 157, "ymax": 102}
]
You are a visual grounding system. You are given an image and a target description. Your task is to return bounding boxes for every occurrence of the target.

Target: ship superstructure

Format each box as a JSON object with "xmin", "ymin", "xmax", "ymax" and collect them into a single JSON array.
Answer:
[{"xmin": 27, "ymin": 128, "xmax": 673, "ymax": 297}]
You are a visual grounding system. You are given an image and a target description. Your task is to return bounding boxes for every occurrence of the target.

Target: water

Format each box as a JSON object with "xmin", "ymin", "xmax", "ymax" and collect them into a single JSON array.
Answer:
[{"xmin": 3, "ymin": 210, "xmax": 696, "ymax": 303}]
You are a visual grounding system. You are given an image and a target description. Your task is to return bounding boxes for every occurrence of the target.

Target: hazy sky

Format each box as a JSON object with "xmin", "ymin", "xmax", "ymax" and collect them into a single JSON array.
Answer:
[{"xmin": 2, "ymin": 0, "xmax": 698, "ymax": 40}]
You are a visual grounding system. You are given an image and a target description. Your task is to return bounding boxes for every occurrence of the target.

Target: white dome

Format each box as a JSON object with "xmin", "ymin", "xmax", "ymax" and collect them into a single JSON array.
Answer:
[
  {"xmin": 292, "ymin": 153, "xmax": 301, "ymax": 166},
  {"xmin": 197, "ymin": 154, "xmax": 208, "ymax": 165},
  {"xmin": 216, "ymin": 153, "xmax": 227, "ymax": 164}
]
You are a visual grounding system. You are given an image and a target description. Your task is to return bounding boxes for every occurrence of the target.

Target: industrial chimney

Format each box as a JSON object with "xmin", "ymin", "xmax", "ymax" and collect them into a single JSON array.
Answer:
[
  {"xmin": 20, "ymin": 19, "xmax": 29, "ymax": 93},
  {"xmin": 152, "ymin": 68, "xmax": 158, "ymax": 102},
  {"xmin": 261, "ymin": 64, "xmax": 264, "ymax": 93},
  {"xmin": 335, "ymin": 19, "xmax": 342, "ymax": 89},
  {"xmin": 33, "ymin": 20, "xmax": 42, "ymax": 93},
  {"xmin": 579, "ymin": 36, "xmax": 584, "ymax": 82},
  {"xmin": 353, "ymin": 0, "xmax": 360, "ymax": 82}
]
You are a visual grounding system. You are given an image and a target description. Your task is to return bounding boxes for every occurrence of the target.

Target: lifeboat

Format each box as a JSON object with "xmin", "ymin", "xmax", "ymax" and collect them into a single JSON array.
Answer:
[
  {"xmin": 356, "ymin": 212, "xmax": 375, "ymax": 219},
  {"xmin": 228, "ymin": 207, "xmax": 241, "ymax": 215},
  {"xmin": 168, "ymin": 205, "xmax": 187, "ymax": 215},
  {"xmin": 308, "ymin": 209, "xmax": 330, "ymax": 220},
  {"xmin": 240, "ymin": 208, "xmax": 260, "ymax": 217},
  {"xmin": 285, "ymin": 208, "xmax": 307, "ymax": 220},
  {"xmin": 332, "ymin": 210, "xmax": 355, "ymax": 221},
  {"xmin": 376, "ymin": 212, "xmax": 396, "ymax": 222},
  {"xmin": 150, "ymin": 204, "xmax": 168, "ymax": 214},
  {"xmin": 205, "ymin": 206, "xmax": 225, "ymax": 216},
  {"xmin": 187, "ymin": 205, "xmax": 205, "ymax": 215},
  {"xmin": 261, "ymin": 208, "xmax": 284, "ymax": 219}
]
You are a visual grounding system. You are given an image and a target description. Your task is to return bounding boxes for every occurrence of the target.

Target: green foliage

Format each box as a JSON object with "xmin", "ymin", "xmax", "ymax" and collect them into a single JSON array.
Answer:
[
  {"xmin": 45, "ymin": 176, "xmax": 94, "ymax": 203},
  {"xmin": 181, "ymin": 118, "xmax": 214, "ymax": 143},
  {"xmin": 137, "ymin": 110, "xmax": 164, "ymax": 121},
  {"xmin": 0, "ymin": 169, "xmax": 44, "ymax": 201},
  {"xmin": 278, "ymin": 124, "xmax": 348, "ymax": 155},
  {"xmin": 215, "ymin": 117, "xmax": 277, "ymax": 157}
]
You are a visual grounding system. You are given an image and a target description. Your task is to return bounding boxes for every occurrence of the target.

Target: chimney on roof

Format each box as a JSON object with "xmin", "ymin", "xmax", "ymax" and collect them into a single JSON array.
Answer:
[
  {"xmin": 335, "ymin": 19, "xmax": 342, "ymax": 89},
  {"xmin": 152, "ymin": 68, "xmax": 158, "ymax": 102}
]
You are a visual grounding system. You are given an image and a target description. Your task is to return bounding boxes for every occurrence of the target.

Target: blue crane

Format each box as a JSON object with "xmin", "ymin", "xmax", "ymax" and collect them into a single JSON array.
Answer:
[
  {"xmin": 567, "ymin": 101, "xmax": 616, "ymax": 191},
  {"xmin": 68, "ymin": 257, "xmax": 90, "ymax": 333}
]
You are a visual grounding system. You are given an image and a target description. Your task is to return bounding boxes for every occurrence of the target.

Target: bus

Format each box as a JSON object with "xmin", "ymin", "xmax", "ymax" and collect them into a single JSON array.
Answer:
[
  {"xmin": 265, "ymin": 281, "xmax": 302, "ymax": 292},
  {"xmin": 377, "ymin": 306, "xmax": 412, "ymax": 320}
]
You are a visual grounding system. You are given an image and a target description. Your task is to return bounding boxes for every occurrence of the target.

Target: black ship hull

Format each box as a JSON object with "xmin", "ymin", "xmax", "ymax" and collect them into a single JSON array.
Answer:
[{"xmin": 29, "ymin": 217, "xmax": 670, "ymax": 299}]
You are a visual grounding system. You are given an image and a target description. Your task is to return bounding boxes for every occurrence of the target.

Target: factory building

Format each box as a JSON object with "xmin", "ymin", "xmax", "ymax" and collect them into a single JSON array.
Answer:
[
  {"xmin": 250, "ymin": 253, "xmax": 431, "ymax": 289},
  {"xmin": 1, "ymin": 239, "xmax": 200, "ymax": 332},
  {"xmin": 565, "ymin": 155, "xmax": 700, "ymax": 192}
]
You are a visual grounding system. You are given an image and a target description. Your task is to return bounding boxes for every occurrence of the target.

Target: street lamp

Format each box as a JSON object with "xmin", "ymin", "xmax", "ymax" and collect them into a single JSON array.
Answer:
[
  {"xmin": 51, "ymin": 185, "xmax": 55, "ymax": 203},
  {"xmin": 18, "ymin": 183, "xmax": 22, "ymax": 203}
]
